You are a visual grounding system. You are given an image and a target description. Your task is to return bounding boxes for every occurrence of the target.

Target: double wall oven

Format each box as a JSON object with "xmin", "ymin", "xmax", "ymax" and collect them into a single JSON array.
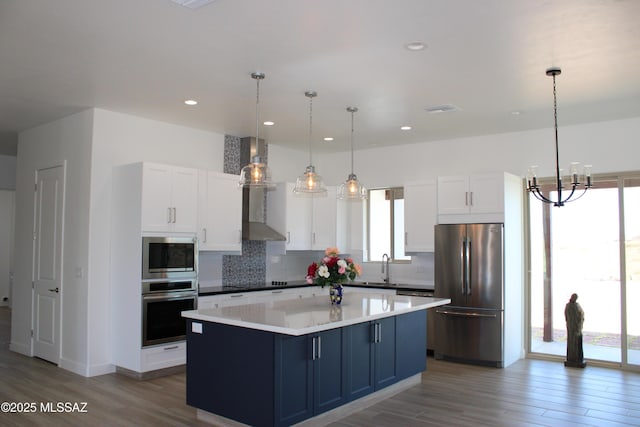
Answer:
[{"xmin": 141, "ymin": 236, "xmax": 197, "ymax": 347}]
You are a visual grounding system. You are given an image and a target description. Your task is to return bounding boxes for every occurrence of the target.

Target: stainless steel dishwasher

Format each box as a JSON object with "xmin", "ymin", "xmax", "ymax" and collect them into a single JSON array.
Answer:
[{"xmin": 396, "ymin": 289, "xmax": 435, "ymax": 353}]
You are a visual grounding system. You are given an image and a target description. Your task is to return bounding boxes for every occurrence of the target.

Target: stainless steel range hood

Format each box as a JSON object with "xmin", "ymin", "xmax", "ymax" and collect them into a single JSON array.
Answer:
[{"xmin": 241, "ymin": 137, "xmax": 286, "ymax": 241}]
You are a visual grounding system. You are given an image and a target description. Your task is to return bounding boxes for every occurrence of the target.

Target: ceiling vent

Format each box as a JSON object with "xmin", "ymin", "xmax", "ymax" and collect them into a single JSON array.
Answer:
[
  {"xmin": 425, "ymin": 104, "xmax": 461, "ymax": 114},
  {"xmin": 171, "ymin": 0, "xmax": 216, "ymax": 10}
]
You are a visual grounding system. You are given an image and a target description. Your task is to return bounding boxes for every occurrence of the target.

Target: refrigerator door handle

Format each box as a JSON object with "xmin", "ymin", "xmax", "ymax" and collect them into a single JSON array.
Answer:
[
  {"xmin": 460, "ymin": 238, "xmax": 466, "ymax": 295},
  {"xmin": 466, "ymin": 239, "xmax": 471, "ymax": 296},
  {"xmin": 436, "ymin": 309, "xmax": 497, "ymax": 318}
]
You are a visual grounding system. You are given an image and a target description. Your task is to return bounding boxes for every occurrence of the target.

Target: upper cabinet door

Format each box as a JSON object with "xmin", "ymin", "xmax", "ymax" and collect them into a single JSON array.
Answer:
[
  {"xmin": 467, "ymin": 174, "xmax": 504, "ymax": 214},
  {"xmin": 141, "ymin": 164, "xmax": 174, "ymax": 232},
  {"xmin": 170, "ymin": 166, "xmax": 198, "ymax": 233},
  {"xmin": 404, "ymin": 179, "xmax": 437, "ymax": 253},
  {"xmin": 285, "ymin": 183, "xmax": 313, "ymax": 250},
  {"xmin": 141, "ymin": 163, "xmax": 198, "ymax": 233},
  {"xmin": 437, "ymin": 175, "xmax": 470, "ymax": 215},
  {"xmin": 199, "ymin": 171, "xmax": 242, "ymax": 251},
  {"xmin": 311, "ymin": 186, "xmax": 337, "ymax": 250}
]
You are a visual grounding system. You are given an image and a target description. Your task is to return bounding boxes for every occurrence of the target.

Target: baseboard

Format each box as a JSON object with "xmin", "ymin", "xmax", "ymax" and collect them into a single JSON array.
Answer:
[
  {"xmin": 59, "ymin": 357, "xmax": 89, "ymax": 376},
  {"xmin": 9, "ymin": 341, "xmax": 31, "ymax": 356},
  {"xmin": 116, "ymin": 364, "xmax": 185, "ymax": 380}
]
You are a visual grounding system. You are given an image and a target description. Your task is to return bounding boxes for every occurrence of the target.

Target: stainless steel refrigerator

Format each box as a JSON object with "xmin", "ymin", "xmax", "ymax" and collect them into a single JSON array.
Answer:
[{"xmin": 434, "ymin": 223, "xmax": 505, "ymax": 367}]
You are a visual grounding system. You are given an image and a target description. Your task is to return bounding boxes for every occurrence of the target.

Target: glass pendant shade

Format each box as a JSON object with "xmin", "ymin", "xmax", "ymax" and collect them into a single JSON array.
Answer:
[
  {"xmin": 294, "ymin": 165, "xmax": 326, "ymax": 194},
  {"xmin": 239, "ymin": 156, "xmax": 273, "ymax": 188},
  {"xmin": 338, "ymin": 173, "xmax": 367, "ymax": 200},
  {"xmin": 293, "ymin": 90, "xmax": 327, "ymax": 195}
]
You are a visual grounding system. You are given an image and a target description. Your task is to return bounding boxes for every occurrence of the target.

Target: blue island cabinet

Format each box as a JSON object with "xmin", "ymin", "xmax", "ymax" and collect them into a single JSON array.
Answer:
[{"xmin": 185, "ymin": 309, "xmax": 427, "ymax": 427}]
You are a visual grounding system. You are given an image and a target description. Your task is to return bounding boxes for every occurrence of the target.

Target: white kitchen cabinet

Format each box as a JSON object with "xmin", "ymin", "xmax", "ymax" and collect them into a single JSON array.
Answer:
[
  {"xmin": 141, "ymin": 163, "xmax": 198, "ymax": 233},
  {"xmin": 197, "ymin": 170, "xmax": 242, "ymax": 251},
  {"xmin": 267, "ymin": 183, "xmax": 340, "ymax": 251},
  {"xmin": 437, "ymin": 172, "xmax": 519, "ymax": 224},
  {"xmin": 311, "ymin": 186, "xmax": 337, "ymax": 250},
  {"xmin": 404, "ymin": 179, "xmax": 437, "ymax": 253}
]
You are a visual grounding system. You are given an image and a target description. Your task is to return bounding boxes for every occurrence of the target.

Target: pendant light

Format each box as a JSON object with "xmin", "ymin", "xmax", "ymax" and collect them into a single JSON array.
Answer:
[
  {"xmin": 293, "ymin": 91, "xmax": 327, "ymax": 195},
  {"xmin": 239, "ymin": 72, "xmax": 275, "ymax": 188},
  {"xmin": 526, "ymin": 67, "xmax": 592, "ymax": 206},
  {"xmin": 338, "ymin": 106, "xmax": 367, "ymax": 200}
]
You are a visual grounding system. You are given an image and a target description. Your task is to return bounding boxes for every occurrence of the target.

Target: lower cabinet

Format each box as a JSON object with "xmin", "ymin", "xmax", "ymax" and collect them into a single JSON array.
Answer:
[
  {"xmin": 274, "ymin": 328, "xmax": 347, "ymax": 426},
  {"xmin": 186, "ymin": 310, "xmax": 427, "ymax": 427}
]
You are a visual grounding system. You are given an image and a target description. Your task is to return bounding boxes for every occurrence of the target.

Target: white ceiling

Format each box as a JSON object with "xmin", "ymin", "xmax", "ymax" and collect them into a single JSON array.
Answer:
[{"xmin": 1, "ymin": 0, "xmax": 640, "ymax": 155}]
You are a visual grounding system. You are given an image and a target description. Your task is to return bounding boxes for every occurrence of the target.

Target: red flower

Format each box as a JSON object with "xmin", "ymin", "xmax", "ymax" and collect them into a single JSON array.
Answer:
[
  {"xmin": 307, "ymin": 262, "xmax": 318, "ymax": 277},
  {"xmin": 325, "ymin": 256, "xmax": 339, "ymax": 268}
]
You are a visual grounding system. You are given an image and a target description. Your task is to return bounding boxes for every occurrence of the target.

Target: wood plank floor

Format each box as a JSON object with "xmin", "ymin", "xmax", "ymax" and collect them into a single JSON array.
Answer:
[{"xmin": 1, "ymin": 306, "xmax": 639, "ymax": 426}]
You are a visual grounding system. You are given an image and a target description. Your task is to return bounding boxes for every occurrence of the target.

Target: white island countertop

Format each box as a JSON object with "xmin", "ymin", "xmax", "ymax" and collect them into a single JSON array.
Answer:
[{"xmin": 182, "ymin": 291, "xmax": 450, "ymax": 336}]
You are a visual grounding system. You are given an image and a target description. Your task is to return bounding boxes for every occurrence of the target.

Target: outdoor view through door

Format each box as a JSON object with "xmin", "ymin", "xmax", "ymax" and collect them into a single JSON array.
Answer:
[{"xmin": 529, "ymin": 173, "xmax": 640, "ymax": 368}]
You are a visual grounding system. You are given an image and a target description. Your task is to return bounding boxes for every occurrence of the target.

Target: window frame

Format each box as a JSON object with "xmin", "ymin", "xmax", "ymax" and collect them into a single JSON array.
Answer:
[{"xmin": 365, "ymin": 186, "xmax": 410, "ymax": 263}]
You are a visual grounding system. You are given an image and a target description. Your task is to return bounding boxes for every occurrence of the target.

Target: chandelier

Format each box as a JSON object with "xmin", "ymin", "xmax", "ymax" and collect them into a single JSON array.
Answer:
[
  {"xmin": 337, "ymin": 106, "xmax": 367, "ymax": 200},
  {"xmin": 527, "ymin": 67, "xmax": 592, "ymax": 206},
  {"xmin": 293, "ymin": 91, "xmax": 327, "ymax": 195},
  {"xmin": 238, "ymin": 72, "xmax": 275, "ymax": 188}
]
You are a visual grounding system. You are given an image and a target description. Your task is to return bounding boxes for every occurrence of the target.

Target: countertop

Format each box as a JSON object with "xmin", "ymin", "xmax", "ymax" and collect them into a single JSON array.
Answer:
[
  {"xmin": 182, "ymin": 291, "xmax": 450, "ymax": 336},
  {"xmin": 198, "ymin": 281, "xmax": 434, "ymax": 296}
]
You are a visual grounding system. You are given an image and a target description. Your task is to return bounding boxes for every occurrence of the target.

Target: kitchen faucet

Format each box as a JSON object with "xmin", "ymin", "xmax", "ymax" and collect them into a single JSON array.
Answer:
[{"xmin": 381, "ymin": 253, "xmax": 391, "ymax": 283}]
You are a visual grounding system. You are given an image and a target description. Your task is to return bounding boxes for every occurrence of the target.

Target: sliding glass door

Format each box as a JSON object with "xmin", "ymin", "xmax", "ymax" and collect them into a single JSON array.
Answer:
[{"xmin": 529, "ymin": 173, "xmax": 639, "ymax": 369}]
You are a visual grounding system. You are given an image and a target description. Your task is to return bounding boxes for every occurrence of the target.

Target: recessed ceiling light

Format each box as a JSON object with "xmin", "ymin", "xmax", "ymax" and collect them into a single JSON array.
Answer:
[
  {"xmin": 405, "ymin": 41, "xmax": 427, "ymax": 51},
  {"xmin": 426, "ymin": 104, "xmax": 461, "ymax": 114},
  {"xmin": 184, "ymin": 99, "xmax": 198, "ymax": 106},
  {"xmin": 400, "ymin": 126, "xmax": 412, "ymax": 131},
  {"xmin": 323, "ymin": 137, "xmax": 334, "ymax": 142},
  {"xmin": 263, "ymin": 121, "xmax": 275, "ymax": 126},
  {"xmin": 511, "ymin": 111, "xmax": 521, "ymax": 116}
]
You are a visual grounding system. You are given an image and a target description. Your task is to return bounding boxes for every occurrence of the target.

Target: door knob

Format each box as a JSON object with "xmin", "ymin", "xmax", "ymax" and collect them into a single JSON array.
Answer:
[{"xmin": 48, "ymin": 287, "xmax": 59, "ymax": 293}]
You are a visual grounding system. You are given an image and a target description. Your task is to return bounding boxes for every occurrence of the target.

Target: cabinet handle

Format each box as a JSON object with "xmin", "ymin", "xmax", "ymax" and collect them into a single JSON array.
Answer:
[
  {"xmin": 312, "ymin": 232, "xmax": 316, "ymax": 244},
  {"xmin": 167, "ymin": 207, "xmax": 172, "ymax": 223},
  {"xmin": 173, "ymin": 207, "xmax": 177, "ymax": 223},
  {"xmin": 317, "ymin": 336, "xmax": 322, "ymax": 359},
  {"xmin": 164, "ymin": 345, "xmax": 179, "ymax": 351},
  {"xmin": 272, "ymin": 290, "xmax": 283, "ymax": 294},
  {"xmin": 203, "ymin": 228, "xmax": 207, "ymax": 243},
  {"xmin": 230, "ymin": 294, "xmax": 244, "ymax": 298},
  {"xmin": 371, "ymin": 323, "xmax": 376, "ymax": 343},
  {"xmin": 312, "ymin": 337, "xmax": 317, "ymax": 360},
  {"xmin": 377, "ymin": 323, "xmax": 382, "ymax": 343},
  {"xmin": 465, "ymin": 191, "xmax": 469, "ymax": 206},
  {"xmin": 405, "ymin": 231, "xmax": 408, "ymax": 246},
  {"xmin": 469, "ymin": 192, "xmax": 473, "ymax": 206}
]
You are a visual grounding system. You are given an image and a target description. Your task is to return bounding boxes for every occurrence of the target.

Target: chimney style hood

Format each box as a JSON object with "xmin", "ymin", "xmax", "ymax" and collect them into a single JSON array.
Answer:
[{"xmin": 241, "ymin": 137, "xmax": 286, "ymax": 241}]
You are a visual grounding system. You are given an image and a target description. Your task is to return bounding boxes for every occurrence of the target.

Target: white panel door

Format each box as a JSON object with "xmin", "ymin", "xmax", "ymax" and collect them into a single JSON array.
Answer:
[
  {"xmin": 33, "ymin": 165, "xmax": 64, "ymax": 364},
  {"xmin": 404, "ymin": 179, "xmax": 437, "ymax": 252},
  {"xmin": 437, "ymin": 176, "xmax": 470, "ymax": 215},
  {"xmin": 0, "ymin": 190, "xmax": 14, "ymax": 306},
  {"xmin": 202, "ymin": 172, "xmax": 242, "ymax": 251}
]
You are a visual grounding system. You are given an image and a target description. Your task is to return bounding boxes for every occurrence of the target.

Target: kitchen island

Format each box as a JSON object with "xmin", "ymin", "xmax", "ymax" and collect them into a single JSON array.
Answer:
[{"xmin": 182, "ymin": 291, "xmax": 449, "ymax": 427}]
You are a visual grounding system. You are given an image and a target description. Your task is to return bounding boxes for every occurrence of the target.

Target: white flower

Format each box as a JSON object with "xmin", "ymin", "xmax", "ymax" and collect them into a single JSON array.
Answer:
[
  {"xmin": 318, "ymin": 265, "xmax": 330, "ymax": 278},
  {"xmin": 337, "ymin": 259, "xmax": 347, "ymax": 268}
]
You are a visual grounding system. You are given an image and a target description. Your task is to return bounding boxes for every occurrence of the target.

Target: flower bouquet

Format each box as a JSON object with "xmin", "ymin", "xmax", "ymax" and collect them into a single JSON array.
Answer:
[{"xmin": 306, "ymin": 247, "xmax": 362, "ymax": 304}]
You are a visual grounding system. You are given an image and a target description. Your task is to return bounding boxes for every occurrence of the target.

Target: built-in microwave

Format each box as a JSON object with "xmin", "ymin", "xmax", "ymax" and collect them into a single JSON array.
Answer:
[{"xmin": 142, "ymin": 236, "xmax": 197, "ymax": 280}]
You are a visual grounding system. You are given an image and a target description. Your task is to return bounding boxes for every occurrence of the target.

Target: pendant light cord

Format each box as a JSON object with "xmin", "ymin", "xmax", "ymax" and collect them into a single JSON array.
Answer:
[
  {"xmin": 308, "ymin": 94, "xmax": 313, "ymax": 165},
  {"xmin": 553, "ymin": 72, "xmax": 561, "ymax": 189},
  {"xmin": 350, "ymin": 110, "xmax": 355, "ymax": 175}
]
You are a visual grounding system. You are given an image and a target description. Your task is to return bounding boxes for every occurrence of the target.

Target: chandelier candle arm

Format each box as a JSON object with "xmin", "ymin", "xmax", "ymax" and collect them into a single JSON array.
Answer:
[{"xmin": 526, "ymin": 67, "xmax": 592, "ymax": 207}]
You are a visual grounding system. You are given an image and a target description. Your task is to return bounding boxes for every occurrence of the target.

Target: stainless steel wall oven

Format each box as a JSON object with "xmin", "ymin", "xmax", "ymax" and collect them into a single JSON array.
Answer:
[{"xmin": 142, "ymin": 236, "xmax": 198, "ymax": 347}]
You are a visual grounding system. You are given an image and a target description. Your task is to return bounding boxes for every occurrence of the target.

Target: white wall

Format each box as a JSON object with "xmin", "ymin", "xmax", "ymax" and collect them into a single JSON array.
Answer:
[
  {"xmin": 13, "ymin": 108, "xmax": 225, "ymax": 376},
  {"xmin": 88, "ymin": 109, "xmax": 224, "ymax": 375},
  {"xmin": 0, "ymin": 155, "xmax": 16, "ymax": 190},
  {"xmin": 12, "ymin": 110, "xmax": 94, "ymax": 361},
  {"xmin": 0, "ymin": 190, "xmax": 15, "ymax": 306},
  {"xmin": 308, "ymin": 116, "xmax": 640, "ymax": 286}
]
